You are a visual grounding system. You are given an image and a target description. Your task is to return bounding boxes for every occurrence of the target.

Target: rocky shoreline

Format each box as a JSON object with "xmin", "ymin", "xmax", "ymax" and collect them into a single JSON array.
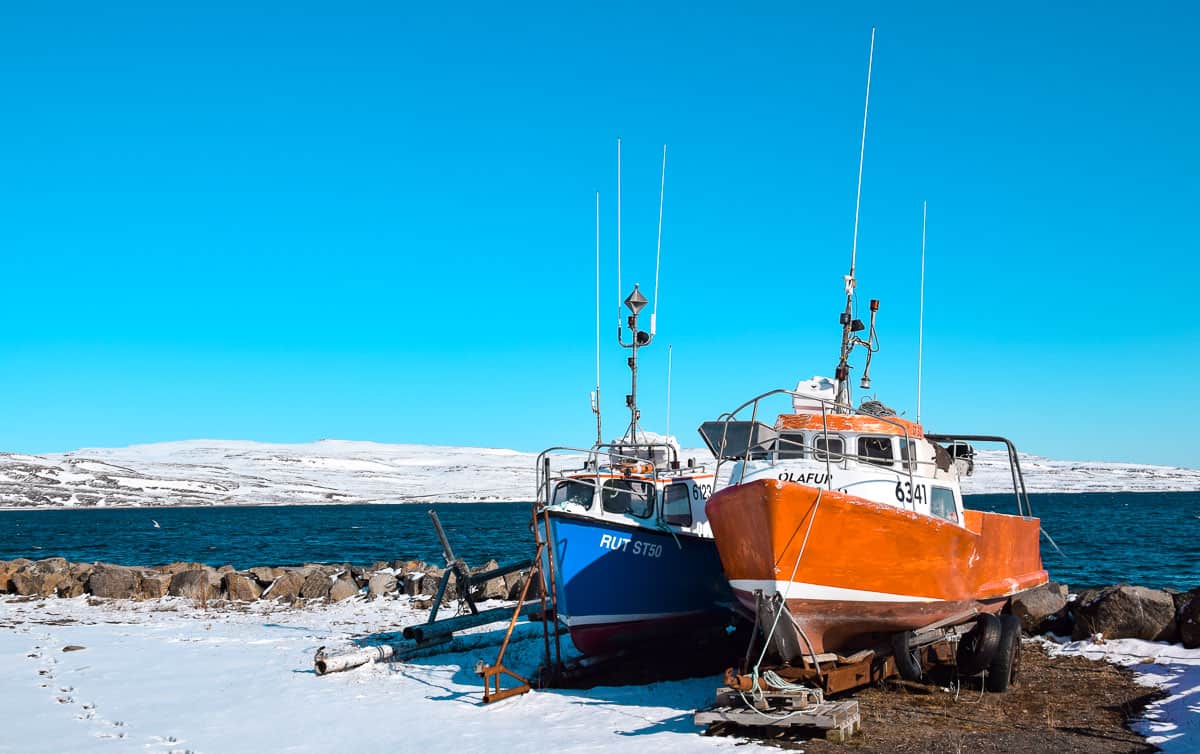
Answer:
[
  {"xmin": 3, "ymin": 555, "xmax": 1197, "ymax": 649},
  {"xmin": 0, "ymin": 556, "xmax": 534, "ymax": 608}
]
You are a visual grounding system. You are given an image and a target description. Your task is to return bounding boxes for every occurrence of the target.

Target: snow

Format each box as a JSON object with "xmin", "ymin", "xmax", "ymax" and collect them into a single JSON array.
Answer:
[
  {"xmin": 1042, "ymin": 636, "xmax": 1200, "ymax": 751},
  {"xmin": 0, "ymin": 439, "xmax": 1196, "ymax": 509},
  {"xmin": 0, "ymin": 596, "xmax": 758, "ymax": 754}
]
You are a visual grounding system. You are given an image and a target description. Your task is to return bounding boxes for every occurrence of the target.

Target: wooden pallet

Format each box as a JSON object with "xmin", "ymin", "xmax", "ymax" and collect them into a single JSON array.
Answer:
[{"xmin": 695, "ymin": 689, "xmax": 861, "ymax": 742}]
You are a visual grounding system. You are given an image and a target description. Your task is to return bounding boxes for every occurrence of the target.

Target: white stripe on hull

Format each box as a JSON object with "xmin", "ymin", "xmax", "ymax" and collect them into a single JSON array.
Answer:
[
  {"xmin": 563, "ymin": 609, "xmax": 710, "ymax": 627},
  {"xmin": 730, "ymin": 579, "xmax": 938, "ymax": 603}
]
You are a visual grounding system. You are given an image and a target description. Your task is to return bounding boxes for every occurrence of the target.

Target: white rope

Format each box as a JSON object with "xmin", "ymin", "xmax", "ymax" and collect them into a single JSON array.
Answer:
[{"xmin": 738, "ymin": 489, "xmax": 825, "ymax": 716}]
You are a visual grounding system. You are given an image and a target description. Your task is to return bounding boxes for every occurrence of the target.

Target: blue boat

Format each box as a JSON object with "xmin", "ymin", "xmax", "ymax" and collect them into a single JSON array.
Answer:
[{"xmin": 536, "ymin": 284, "xmax": 731, "ymax": 656}]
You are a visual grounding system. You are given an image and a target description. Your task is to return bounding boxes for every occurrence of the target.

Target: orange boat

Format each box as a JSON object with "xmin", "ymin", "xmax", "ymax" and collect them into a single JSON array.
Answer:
[{"xmin": 698, "ymin": 306, "xmax": 1048, "ymax": 660}]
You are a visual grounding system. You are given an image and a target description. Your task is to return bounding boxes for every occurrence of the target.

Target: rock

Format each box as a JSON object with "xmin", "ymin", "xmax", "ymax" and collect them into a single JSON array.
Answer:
[
  {"xmin": 223, "ymin": 572, "xmax": 263, "ymax": 602},
  {"xmin": 1011, "ymin": 582, "xmax": 1069, "ymax": 634},
  {"xmin": 157, "ymin": 561, "xmax": 209, "ymax": 575},
  {"xmin": 403, "ymin": 572, "xmax": 423, "ymax": 596},
  {"xmin": 1176, "ymin": 588, "xmax": 1200, "ymax": 649},
  {"xmin": 411, "ymin": 597, "xmax": 433, "ymax": 610},
  {"xmin": 12, "ymin": 558, "xmax": 72, "ymax": 597},
  {"xmin": 62, "ymin": 645, "xmax": 86, "ymax": 652},
  {"xmin": 471, "ymin": 560, "xmax": 508, "ymax": 601},
  {"xmin": 248, "ymin": 566, "xmax": 284, "ymax": 586},
  {"xmin": 367, "ymin": 572, "xmax": 398, "ymax": 599},
  {"xmin": 1072, "ymin": 584, "xmax": 1179, "ymax": 642},
  {"xmin": 0, "ymin": 559, "xmax": 32, "ymax": 593},
  {"xmin": 263, "ymin": 570, "xmax": 305, "ymax": 602},
  {"xmin": 87, "ymin": 565, "xmax": 140, "ymax": 599},
  {"xmin": 137, "ymin": 572, "xmax": 171, "ymax": 600},
  {"xmin": 217, "ymin": 565, "xmax": 235, "ymax": 574},
  {"xmin": 370, "ymin": 561, "xmax": 390, "ymax": 574},
  {"xmin": 168, "ymin": 569, "xmax": 220, "ymax": 603},
  {"xmin": 328, "ymin": 576, "xmax": 359, "ymax": 602},
  {"xmin": 299, "ymin": 571, "xmax": 333, "ymax": 600}
]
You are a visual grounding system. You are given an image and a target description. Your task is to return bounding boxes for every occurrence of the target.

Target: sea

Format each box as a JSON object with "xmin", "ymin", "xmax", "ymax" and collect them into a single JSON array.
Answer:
[{"xmin": 1, "ymin": 492, "xmax": 1197, "ymax": 591}]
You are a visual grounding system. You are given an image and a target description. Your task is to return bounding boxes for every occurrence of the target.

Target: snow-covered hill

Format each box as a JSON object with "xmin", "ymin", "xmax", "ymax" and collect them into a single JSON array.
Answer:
[{"xmin": 0, "ymin": 439, "xmax": 1196, "ymax": 508}]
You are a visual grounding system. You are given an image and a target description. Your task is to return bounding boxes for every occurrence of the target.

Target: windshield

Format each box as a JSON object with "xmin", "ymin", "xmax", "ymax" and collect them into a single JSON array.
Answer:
[
  {"xmin": 602, "ymin": 479, "xmax": 655, "ymax": 518},
  {"xmin": 552, "ymin": 479, "xmax": 595, "ymax": 508}
]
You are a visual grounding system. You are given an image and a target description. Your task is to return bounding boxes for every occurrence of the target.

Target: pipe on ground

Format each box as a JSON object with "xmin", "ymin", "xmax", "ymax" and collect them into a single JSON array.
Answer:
[{"xmin": 314, "ymin": 644, "xmax": 395, "ymax": 675}]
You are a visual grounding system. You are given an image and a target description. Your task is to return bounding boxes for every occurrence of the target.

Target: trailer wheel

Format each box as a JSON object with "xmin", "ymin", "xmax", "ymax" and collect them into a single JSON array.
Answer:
[
  {"xmin": 956, "ymin": 613, "xmax": 1001, "ymax": 676},
  {"xmin": 985, "ymin": 615, "xmax": 1022, "ymax": 692},
  {"xmin": 891, "ymin": 630, "xmax": 923, "ymax": 681}
]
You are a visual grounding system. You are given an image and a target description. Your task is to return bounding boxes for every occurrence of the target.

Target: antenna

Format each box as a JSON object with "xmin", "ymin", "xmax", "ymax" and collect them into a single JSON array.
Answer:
[
  {"xmin": 835, "ymin": 27, "xmax": 877, "ymax": 407},
  {"xmin": 616, "ymin": 137, "xmax": 623, "ymax": 334},
  {"xmin": 666, "ymin": 344, "xmax": 673, "ymax": 438},
  {"xmin": 593, "ymin": 191, "xmax": 603, "ymax": 444},
  {"xmin": 651, "ymin": 144, "xmax": 666, "ymax": 336},
  {"xmin": 917, "ymin": 199, "xmax": 927, "ymax": 425}
]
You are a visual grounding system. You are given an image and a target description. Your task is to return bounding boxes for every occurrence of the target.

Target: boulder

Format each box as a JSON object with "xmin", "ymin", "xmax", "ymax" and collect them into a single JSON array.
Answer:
[
  {"xmin": 471, "ymin": 560, "xmax": 508, "ymax": 601},
  {"xmin": 223, "ymin": 572, "xmax": 263, "ymax": 602},
  {"xmin": 328, "ymin": 576, "xmax": 360, "ymax": 602},
  {"xmin": 1176, "ymin": 588, "xmax": 1200, "ymax": 649},
  {"xmin": 0, "ymin": 559, "xmax": 32, "ymax": 593},
  {"xmin": 370, "ymin": 561, "xmax": 391, "ymax": 574},
  {"xmin": 248, "ymin": 566, "xmax": 284, "ymax": 586},
  {"xmin": 1072, "ymin": 584, "xmax": 1179, "ymax": 642},
  {"xmin": 157, "ymin": 561, "xmax": 209, "ymax": 575},
  {"xmin": 299, "ymin": 571, "xmax": 333, "ymax": 600},
  {"xmin": 87, "ymin": 565, "xmax": 141, "ymax": 599},
  {"xmin": 12, "ymin": 558, "xmax": 72, "ymax": 597},
  {"xmin": 419, "ymin": 566, "xmax": 458, "ymax": 599},
  {"xmin": 168, "ymin": 569, "xmax": 220, "ymax": 603},
  {"xmin": 1011, "ymin": 582, "xmax": 1069, "ymax": 635},
  {"xmin": 403, "ymin": 572, "xmax": 424, "ymax": 596},
  {"xmin": 137, "ymin": 572, "xmax": 172, "ymax": 600},
  {"xmin": 263, "ymin": 571, "xmax": 305, "ymax": 602},
  {"xmin": 217, "ymin": 565, "xmax": 236, "ymax": 574},
  {"xmin": 367, "ymin": 572, "xmax": 398, "ymax": 599}
]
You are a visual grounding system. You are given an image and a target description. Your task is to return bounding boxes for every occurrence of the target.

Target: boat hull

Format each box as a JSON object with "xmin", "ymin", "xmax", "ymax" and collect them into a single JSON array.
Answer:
[
  {"xmin": 705, "ymin": 479, "xmax": 1047, "ymax": 653},
  {"xmin": 542, "ymin": 511, "xmax": 731, "ymax": 656}
]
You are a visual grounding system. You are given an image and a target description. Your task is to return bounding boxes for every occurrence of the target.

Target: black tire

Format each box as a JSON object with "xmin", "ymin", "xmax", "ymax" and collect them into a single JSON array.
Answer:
[
  {"xmin": 985, "ymin": 614, "xmax": 1022, "ymax": 692},
  {"xmin": 956, "ymin": 613, "xmax": 1002, "ymax": 675},
  {"xmin": 892, "ymin": 630, "xmax": 923, "ymax": 681}
]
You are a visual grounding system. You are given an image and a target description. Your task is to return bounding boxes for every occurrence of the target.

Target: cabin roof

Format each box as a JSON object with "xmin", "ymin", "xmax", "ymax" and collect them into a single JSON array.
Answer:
[{"xmin": 775, "ymin": 412, "xmax": 925, "ymax": 439}]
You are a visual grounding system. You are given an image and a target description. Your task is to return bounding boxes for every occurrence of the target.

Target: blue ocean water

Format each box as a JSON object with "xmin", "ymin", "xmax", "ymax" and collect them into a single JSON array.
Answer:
[{"xmin": 1, "ymin": 492, "xmax": 1197, "ymax": 590}]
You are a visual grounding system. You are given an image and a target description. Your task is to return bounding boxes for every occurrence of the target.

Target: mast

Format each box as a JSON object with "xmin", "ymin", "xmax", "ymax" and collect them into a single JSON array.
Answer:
[
  {"xmin": 835, "ymin": 27, "xmax": 877, "ymax": 407},
  {"xmin": 618, "ymin": 285, "xmax": 651, "ymax": 442},
  {"xmin": 593, "ymin": 191, "xmax": 603, "ymax": 445},
  {"xmin": 917, "ymin": 200, "xmax": 927, "ymax": 425}
]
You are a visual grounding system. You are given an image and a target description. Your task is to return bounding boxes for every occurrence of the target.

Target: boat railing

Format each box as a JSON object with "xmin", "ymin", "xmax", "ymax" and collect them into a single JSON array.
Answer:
[
  {"xmin": 701, "ymin": 389, "xmax": 1035, "ymax": 520},
  {"xmin": 533, "ymin": 443, "xmax": 703, "ymax": 509},
  {"xmin": 924, "ymin": 434, "xmax": 1034, "ymax": 519},
  {"xmin": 701, "ymin": 387, "xmax": 919, "ymax": 507}
]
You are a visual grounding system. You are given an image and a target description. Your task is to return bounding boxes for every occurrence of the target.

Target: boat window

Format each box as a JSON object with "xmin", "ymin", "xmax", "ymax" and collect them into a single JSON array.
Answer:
[
  {"xmin": 858, "ymin": 436, "xmax": 894, "ymax": 467},
  {"xmin": 602, "ymin": 479, "xmax": 655, "ymax": 519},
  {"xmin": 813, "ymin": 435, "xmax": 844, "ymax": 462},
  {"xmin": 777, "ymin": 432, "xmax": 806, "ymax": 460},
  {"xmin": 931, "ymin": 486, "xmax": 959, "ymax": 523},
  {"xmin": 898, "ymin": 438, "xmax": 916, "ymax": 471},
  {"xmin": 662, "ymin": 484, "xmax": 692, "ymax": 526},
  {"xmin": 551, "ymin": 479, "xmax": 595, "ymax": 509}
]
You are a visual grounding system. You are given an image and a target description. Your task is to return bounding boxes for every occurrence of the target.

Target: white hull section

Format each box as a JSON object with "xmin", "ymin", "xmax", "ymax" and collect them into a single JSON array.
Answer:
[{"xmin": 729, "ymin": 578, "xmax": 939, "ymax": 604}]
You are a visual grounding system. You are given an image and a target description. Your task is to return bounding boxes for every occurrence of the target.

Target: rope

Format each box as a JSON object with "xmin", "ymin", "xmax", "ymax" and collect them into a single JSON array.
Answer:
[
  {"xmin": 737, "ymin": 489, "xmax": 826, "ymax": 717},
  {"xmin": 858, "ymin": 399, "xmax": 897, "ymax": 418}
]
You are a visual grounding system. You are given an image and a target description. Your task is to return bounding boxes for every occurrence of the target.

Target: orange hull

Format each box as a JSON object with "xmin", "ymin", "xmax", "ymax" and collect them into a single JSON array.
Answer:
[{"xmin": 705, "ymin": 479, "xmax": 1047, "ymax": 653}]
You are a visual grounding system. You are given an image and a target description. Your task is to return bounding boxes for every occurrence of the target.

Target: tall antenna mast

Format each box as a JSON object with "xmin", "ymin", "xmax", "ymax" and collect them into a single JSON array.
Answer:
[
  {"xmin": 835, "ymin": 27, "xmax": 877, "ymax": 407},
  {"xmin": 917, "ymin": 199, "xmax": 927, "ymax": 425},
  {"xmin": 616, "ymin": 137, "xmax": 623, "ymax": 336},
  {"xmin": 651, "ymin": 144, "xmax": 667, "ymax": 336},
  {"xmin": 666, "ymin": 344, "xmax": 673, "ymax": 438},
  {"xmin": 593, "ymin": 191, "xmax": 603, "ymax": 444}
]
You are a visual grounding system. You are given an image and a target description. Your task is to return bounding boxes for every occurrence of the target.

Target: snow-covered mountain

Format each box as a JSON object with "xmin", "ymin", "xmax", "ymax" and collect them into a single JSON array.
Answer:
[{"xmin": 0, "ymin": 439, "xmax": 1196, "ymax": 508}]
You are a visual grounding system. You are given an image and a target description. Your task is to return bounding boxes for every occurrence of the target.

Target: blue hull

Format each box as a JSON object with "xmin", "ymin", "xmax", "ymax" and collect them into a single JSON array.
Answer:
[{"xmin": 542, "ymin": 511, "xmax": 731, "ymax": 655}]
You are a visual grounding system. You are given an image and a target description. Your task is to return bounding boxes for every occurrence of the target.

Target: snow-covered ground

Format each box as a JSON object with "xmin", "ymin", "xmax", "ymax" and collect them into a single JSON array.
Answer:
[
  {"xmin": 0, "ymin": 439, "xmax": 1197, "ymax": 508},
  {"xmin": 0, "ymin": 595, "xmax": 756, "ymax": 754},
  {"xmin": 2, "ymin": 596, "xmax": 1198, "ymax": 754},
  {"xmin": 1044, "ymin": 636, "xmax": 1200, "ymax": 752}
]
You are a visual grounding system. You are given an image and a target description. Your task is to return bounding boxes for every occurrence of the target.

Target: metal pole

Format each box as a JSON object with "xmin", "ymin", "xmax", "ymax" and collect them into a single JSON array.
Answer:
[
  {"xmin": 849, "ymin": 27, "xmax": 876, "ymax": 280},
  {"xmin": 594, "ymin": 190, "xmax": 603, "ymax": 445},
  {"xmin": 428, "ymin": 510, "xmax": 457, "ymax": 566},
  {"xmin": 616, "ymin": 137, "xmax": 622, "ymax": 331},
  {"xmin": 651, "ymin": 144, "xmax": 666, "ymax": 336},
  {"xmin": 666, "ymin": 344, "xmax": 672, "ymax": 438},
  {"xmin": 918, "ymin": 200, "xmax": 926, "ymax": 425}
]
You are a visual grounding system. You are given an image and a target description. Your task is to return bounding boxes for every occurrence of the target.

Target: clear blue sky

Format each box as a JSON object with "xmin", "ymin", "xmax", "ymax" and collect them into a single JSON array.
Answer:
[{"xmin": 1, "ymin": 2, "xmax": 1196, "ymax": 466}]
